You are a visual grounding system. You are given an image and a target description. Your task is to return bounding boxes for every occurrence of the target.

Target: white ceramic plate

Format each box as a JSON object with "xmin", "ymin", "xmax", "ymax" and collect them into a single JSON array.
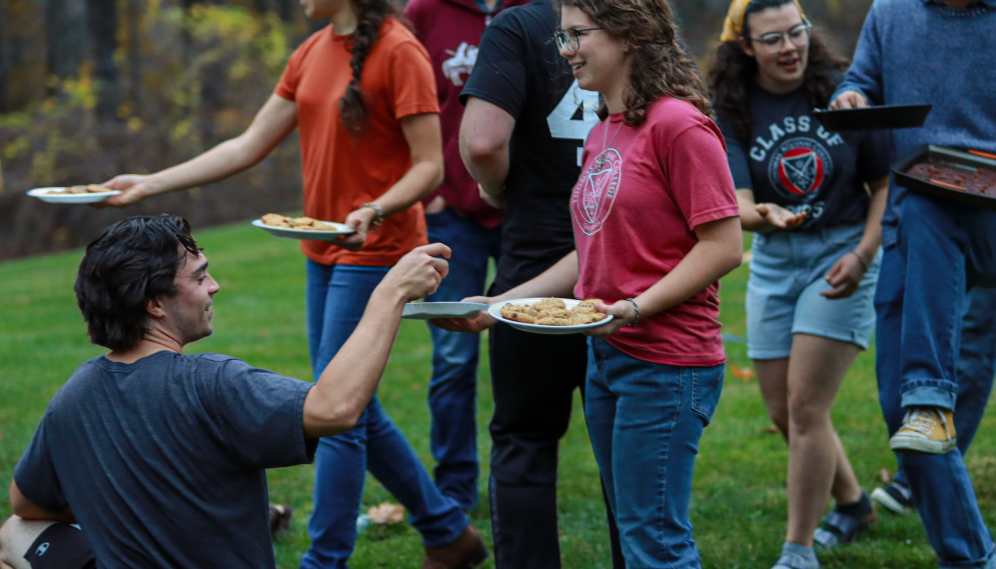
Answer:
[
  {"xmin": 488, "ymin": 298, "xmax": 613, "ymax": 335},
  {"xmin": 251, "ymin": 219, "xmax": 355, "ymax": 241},
  {"xmin": 402, "ymin": 302, "xmax": 489, "ymax": 320},
  {"xmin": 28, "ymin": 187, "xmax": 121, "ymax": 204}
]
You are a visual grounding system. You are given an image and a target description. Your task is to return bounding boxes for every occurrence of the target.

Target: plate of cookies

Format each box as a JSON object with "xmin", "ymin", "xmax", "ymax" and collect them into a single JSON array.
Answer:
[
  {"xmin": 28, "ymin": 185, "xmax": 121, "ymax": 204},
  {"xmin": 252, "ymin": 213, "xmax": 354, "ymax": 241},
  {"xmin": 488, "ymin": 297, "xmax": 612, "ymax": 335}
]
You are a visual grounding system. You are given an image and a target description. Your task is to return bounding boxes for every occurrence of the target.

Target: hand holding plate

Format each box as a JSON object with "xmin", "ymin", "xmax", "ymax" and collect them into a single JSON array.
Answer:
[
  {"xmin": 429, "ymin": 295, "xmax": 497, "ymax": 334},
  {"xmin": 334, "ymin": 207, "xmax": 377, "ymax": 251},
  {"xmin": 582, "ymin": 300, "xmax": 636, "ymax": 338},
  {"xmin": 98, "ymin": 174, "xmax": 154, "ymax": 208}
]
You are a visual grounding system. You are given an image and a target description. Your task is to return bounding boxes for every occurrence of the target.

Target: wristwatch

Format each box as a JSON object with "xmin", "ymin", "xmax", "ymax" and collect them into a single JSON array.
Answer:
[{"xmin": 360, "ymin": 202, "xmax": 384, "ymax": 229}]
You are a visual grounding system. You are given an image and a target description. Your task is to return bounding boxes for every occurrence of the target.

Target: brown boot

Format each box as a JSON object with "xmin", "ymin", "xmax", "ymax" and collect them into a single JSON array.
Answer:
[{"xmin": 422, "ymin": 523, "xmax": 489, "ymax": 569}]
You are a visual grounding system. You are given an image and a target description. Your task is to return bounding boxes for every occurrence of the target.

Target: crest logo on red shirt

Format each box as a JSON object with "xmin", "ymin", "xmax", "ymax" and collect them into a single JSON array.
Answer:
[
  {"xmin": 572, "ymin": 148, "xmax": 622, "ymax": 236},
  {"xmin": 768, "ymin": 138, "xmax": 833, "ymax": 197}
]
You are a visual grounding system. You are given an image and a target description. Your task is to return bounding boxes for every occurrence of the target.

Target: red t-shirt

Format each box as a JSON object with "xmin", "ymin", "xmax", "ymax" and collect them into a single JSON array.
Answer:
[
  {"xmin": 274, "ymin": 19, "xmax": 439, "ymax": 267},
  {"xmin": 572, "ymin": 97, "xmax": 740, "ymax": 366}
]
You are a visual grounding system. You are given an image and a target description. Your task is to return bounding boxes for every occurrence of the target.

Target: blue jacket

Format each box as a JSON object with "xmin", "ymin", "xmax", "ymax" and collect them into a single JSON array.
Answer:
[{"xmin": 835, "ymin": 0, "xmax": 996, "ymax": 246}]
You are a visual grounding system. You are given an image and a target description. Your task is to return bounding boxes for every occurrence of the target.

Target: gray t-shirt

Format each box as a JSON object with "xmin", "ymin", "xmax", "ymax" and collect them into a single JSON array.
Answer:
[{"xmin": 14, "ymin": 351, "xmax": 316, "ymax": 568}]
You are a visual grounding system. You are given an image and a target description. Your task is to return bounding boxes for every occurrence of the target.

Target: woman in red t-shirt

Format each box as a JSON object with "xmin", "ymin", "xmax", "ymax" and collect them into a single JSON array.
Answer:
[
  {"xmin": 99, "ymin": 0, "xmax": 487, "ymax": 566},
  {"xmin": 436, "ymin": 0, "xmax": 742, "ymax": 564}
]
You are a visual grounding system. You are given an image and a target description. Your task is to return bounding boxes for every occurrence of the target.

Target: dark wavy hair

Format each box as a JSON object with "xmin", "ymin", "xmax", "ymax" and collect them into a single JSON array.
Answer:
[
  {"xmin": 74, "ymin": 215, "xmax": 200, "ymax": 352},
  {"xmin": 708, "ymin": 0, "xmax": 849, "ymax": 141},
  {"xmin": 339, "ymin": 0, "xmax": 405, "ymax": 136},
  {"xmin": 557, "ymin": 0, "xmax": 712, "ymax": 125}
]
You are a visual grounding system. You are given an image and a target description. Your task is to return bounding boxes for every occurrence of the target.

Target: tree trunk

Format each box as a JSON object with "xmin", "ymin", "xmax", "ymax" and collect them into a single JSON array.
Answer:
[
  {"xmin": 0, "ymin": 2, "xmax": 8, "ymax": 113},
  {"xmin": 45, "ymin": 0, "xmax": 88, "ymax": 85},
  {"xmin": 86, "ymin": 0, "xmax": 119, "ymax": 120}
]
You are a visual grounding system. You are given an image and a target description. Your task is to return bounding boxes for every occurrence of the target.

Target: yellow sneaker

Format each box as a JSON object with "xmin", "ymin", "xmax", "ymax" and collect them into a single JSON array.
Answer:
[{"xmin": 889, "ymin": 406, "xmax": 957, "ymax": 454}]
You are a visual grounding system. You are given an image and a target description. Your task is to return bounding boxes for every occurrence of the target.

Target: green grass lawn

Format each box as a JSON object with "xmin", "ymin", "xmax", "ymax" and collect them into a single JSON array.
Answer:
[{"xmin": 1, "ymin": 222, "xmax": 994, "ymax": 568}]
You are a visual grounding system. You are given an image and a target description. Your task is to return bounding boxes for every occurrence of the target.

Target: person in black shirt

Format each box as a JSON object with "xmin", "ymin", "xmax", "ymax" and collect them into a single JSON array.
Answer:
[
  {"xmin": 708, "ymin": 1, "xmax": 889, "ymax": 568},
  {"xmin": 0, "ymin": 216, "xmax": 488, "ymax": 569},
  {"xmin": 432, "ymin": 1, "xmax": 622, "ymax": 567}
]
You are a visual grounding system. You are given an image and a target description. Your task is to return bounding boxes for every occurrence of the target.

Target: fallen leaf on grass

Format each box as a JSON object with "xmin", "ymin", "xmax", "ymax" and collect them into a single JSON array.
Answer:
[
  {"xmin": 367, "ymin": 502, "xmax": 406, "ymax": 525},
  {"xmin": 730, "ymin": 364, "xmax": 755, "ymax": 381},
  {"xmin": 763, "ymin": 426, "xmax": 779, "ymax": 435},
  {"xmin": 880, "ymin": 467, "xmax": 892, "ymax": 484}
]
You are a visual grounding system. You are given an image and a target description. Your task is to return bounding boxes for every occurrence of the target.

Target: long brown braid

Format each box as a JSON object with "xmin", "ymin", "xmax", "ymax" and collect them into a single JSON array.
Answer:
[{"xmin": 339, "ymin": 0, "xmax": 406, "ymax": 135}]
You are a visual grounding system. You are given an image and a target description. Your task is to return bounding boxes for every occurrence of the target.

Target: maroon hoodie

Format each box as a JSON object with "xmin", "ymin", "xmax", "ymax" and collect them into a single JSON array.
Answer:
[{"xmin": 406, "ymin": 0, "xmax": 532, "ymax": 228}]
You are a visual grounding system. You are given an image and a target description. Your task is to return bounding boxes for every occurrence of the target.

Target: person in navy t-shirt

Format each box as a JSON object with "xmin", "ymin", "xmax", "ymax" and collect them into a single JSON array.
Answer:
[
  {"xmin": 0, "ymin": 216, "xmax": 475, "ymax": 569},
  {"xmin": 708, "ymin": 1, "xmax": 889, "ymax": 568}
]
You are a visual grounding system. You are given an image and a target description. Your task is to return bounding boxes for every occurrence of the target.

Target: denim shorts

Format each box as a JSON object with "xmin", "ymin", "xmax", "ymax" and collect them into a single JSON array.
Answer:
[{"xmin": 746, "ymin": 223, "xmax": 881, "ymax": 360}]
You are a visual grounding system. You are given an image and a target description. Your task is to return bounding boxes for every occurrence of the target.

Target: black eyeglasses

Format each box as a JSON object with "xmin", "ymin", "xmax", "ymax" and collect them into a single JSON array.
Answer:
[{"xmin": 554, "ymin": 28, "xmax": 604, "ymax": 52}]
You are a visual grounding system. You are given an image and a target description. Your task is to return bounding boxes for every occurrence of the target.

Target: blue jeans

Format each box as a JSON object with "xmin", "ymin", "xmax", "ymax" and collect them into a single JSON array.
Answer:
[
  {"xmin": 876, "ymin": 243, "xmax": 996, "ymax": 569},
  {"xmin": 895, "ymin": 192, "xmax": 996, "ymax": 410},
  {"xmin": 424, "ymin": 208, "xmax": 501, "ymax": 510},
  {"xmin": 300, "ymin": 261, "xmax": 466, "ymax": 569},
  {"xmin": 585, "ymin": 338, "xmax": 724, "ymax": 569},
  {"xmin": 893, "ymin": 285, "xmax": 996, "ymax": 489}
]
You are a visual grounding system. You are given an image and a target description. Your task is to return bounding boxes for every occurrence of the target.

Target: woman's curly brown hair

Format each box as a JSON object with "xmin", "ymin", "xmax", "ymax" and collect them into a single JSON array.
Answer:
[
  {"xmin": 557, "ymin": 0, "xmax": 712, "ymax": 126},
  {"xmin": 339, "ymin": 0, "xmax": 407, "ymax": 136},
  {"xmin": 708, "ymin": 0, "xmax": 849, "ymax": 142}
]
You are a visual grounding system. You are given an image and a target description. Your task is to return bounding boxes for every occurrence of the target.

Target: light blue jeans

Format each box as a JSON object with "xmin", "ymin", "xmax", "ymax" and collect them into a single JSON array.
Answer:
[
  {"xmin": 746, "ymin": 224, "xmax": 880, "ymax": 359},
  {"xmin": 585, "ymin": 337, "xmax": 724, "ymax": 569},
  {"xmin": 299, "ymin": 261, "xmax": 466, "ymax": 569},
  {"xmin": 424, "ymin": 208, "xmax": 501, "ymax": 510}
]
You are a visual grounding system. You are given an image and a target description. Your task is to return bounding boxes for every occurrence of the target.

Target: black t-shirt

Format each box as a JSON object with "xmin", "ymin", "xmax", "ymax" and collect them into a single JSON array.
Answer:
[
  {"xmin": 14, "ymin": 351, "xmax": 316, "ymax": 568},
  {"xmin": 460, "ymin": 0, "xmax": 600, "ymax": 292},
  {"xmin": 717, "ymin": 83, "xmax": 890, "ymax": 231}
]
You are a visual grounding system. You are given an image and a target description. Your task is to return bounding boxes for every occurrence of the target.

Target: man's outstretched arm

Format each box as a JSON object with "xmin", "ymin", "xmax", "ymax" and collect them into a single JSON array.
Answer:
[{"xmin": 301, "ymin": 243, "xmax": 451, "ymax": 438}]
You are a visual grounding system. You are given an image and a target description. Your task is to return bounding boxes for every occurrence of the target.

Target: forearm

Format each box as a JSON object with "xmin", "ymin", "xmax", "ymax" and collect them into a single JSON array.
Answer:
[
  {"xmin": 496, "ymin": 251, "xmax": 579, "ymax": 301},
  {"xmin": 634, "ymin": 219, "xmax": 743, "ymax": 318},
  {"xmin": 854, "ymin": 180, "xmax": 888, "ymax": 260},
  {"xmin": 372, "ymin": 159, "xmax": 442, "ymax": 218},
  {"xmin": 142, "ymin": 137, "xmax": 264, "ymax": 196},
  {"xmin": 736, "ymin": 190, "xmax": 770, "ymax": 233},
  {"xmin": 303, "ymin": 286, "xmax": 408, "ymax": 438}
]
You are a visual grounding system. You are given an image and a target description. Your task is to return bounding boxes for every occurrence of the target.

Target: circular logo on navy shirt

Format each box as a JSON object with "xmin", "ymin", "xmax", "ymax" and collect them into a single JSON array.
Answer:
[{"xmin": 768, "ymin": 138, "xmax": 833, "ymax": 198}]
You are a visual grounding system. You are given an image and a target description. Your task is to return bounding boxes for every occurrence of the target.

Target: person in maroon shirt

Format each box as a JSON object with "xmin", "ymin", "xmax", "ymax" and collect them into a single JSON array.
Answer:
[{"xmin": 404, "ymin": 0, "xmax": 528, "ymax": 512}]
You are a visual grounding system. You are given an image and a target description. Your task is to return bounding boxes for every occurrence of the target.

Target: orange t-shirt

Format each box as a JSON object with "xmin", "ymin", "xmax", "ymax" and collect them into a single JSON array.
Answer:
[{"xmin": 275, "ymin": 19, "xmax": 439, "ymax": 266}]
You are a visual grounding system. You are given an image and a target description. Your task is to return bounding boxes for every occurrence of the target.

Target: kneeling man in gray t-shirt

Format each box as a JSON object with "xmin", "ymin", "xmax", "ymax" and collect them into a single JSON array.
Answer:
[{"xmin": 0, "ymin": 215, "xmax": 450, "ymax": 569}]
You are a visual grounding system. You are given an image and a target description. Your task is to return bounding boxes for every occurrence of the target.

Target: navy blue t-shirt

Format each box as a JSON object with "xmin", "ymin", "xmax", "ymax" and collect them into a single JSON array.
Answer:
[
  {"xmin": 460, "ymin": 0, "xmax": 600, "ymax": 292},
  {"xmin": 717, "ymin": 83, "xmax": 890, "ymax": 230},
  {"xmin": 14, "ymin": 351, "xmax": 316, "ymax": 568}
]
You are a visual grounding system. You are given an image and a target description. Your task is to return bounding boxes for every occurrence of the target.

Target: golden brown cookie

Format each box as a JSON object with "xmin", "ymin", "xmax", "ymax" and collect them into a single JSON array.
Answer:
[
  {"xmin": 570, "ymin": 312, "xmax": 608, "ymax": 325},
  {"xmin": 537, "ymin": 308, "xmax": 571, "ymax": 320},
  {"xmin": 505, "ymin": 311, "xmax": 537, "ymax": 324},
  {"xmin": 261, "ymin": 213, "xmax": 289, "ymax": 226},
  {"xmin": 535, "ymin": 316, "xmax": 570, "ymax": 326},
  {"xmin": 534, "ymin": 297, "xmax": 566, "ymax": 311},
  {"xmin": 502, "ymin": 304, "xmax": 538, "ymax": 317}
]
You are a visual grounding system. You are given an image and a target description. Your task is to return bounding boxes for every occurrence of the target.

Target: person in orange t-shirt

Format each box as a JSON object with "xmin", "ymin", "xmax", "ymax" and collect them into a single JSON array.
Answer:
[{"xmin": 101, "ymin": 0, "xmax": 488, "ymax": 566}]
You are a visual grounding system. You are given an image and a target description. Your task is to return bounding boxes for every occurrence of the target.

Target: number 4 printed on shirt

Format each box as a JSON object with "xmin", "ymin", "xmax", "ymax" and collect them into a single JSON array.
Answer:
[{"xmin": 547, "ymin": 80, "xmax": 601, "ymax": 166}]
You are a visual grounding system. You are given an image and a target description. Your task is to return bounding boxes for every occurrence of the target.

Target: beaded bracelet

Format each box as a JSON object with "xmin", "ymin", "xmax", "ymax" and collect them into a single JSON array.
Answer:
[{"xmin": 625, "ymin": 298, "xmax": 640, "ymax": 328}]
